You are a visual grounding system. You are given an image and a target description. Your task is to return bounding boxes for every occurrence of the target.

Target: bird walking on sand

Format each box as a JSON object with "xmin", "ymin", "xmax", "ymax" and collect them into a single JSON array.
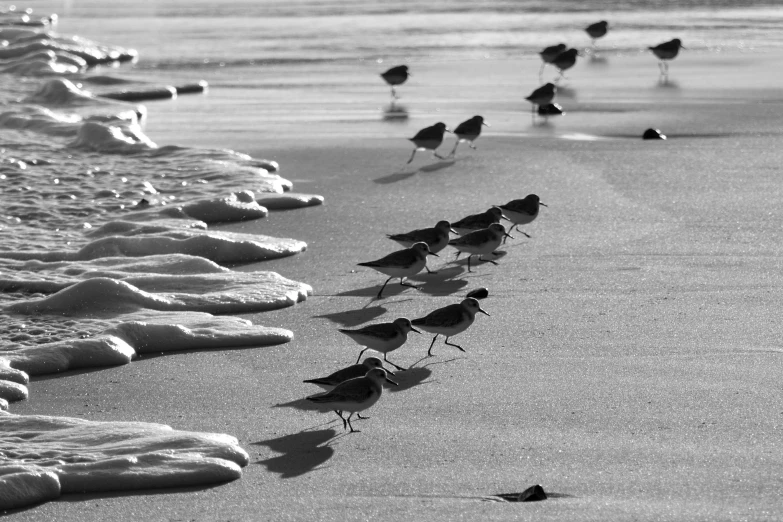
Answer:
[
  {"xmin": 303, "ymin": 357, "xmax": 388, "ymax": 391},
  {"xmin": 387, "ymin": 220, "xmax": 456, "ymax": 273},
  {"xmin": 307, "ymin": 368, "xmax": 398, "ymax": 433},
  {"xmin": 496, "ymin": 194, "xmax": 547, "ymax": 240},
  {"xmin": 381, "ymin": 65, "xmax": 409, "ymax": 99},
  {"xmin": 525, "ymin": 83, "xmax": 556, "ymax": 120},
  {"xmin": 339, "ymin": 317, "xmax": 421, "ymax": 371},
  {"xmin": 357, "ymin": 241, "xmax": 437, "ymax": 298},
  {"xmin": 448, "ymin": 223, "xmax": 512, "ymax": 272},
  {"xmin": 552, "ymin": 48, "xmax": 579, "ymax": 80},
  {"xmin": 649, "ymin": 39, "xmax": 684, "ymax": 77},
  {"xmin": 448, "ymin": 115, "xmax": 489, "ymax": 157},
  {"xmin": 407, "ymin": 122, "xmax": 450, "ymax": 164},
  {"xmin": 538, "ymin": 43, "xmax": 567, "ymax": 81},
  {"xmin": 585, "ymin": 21, "xmax": 608, "ymax": 48},
  {"xmin": 411, "ymin": 297, "xmax": 490, "ymax": 356},
  {"xmin": 452, "ymin": 207, "xmax": 507, "ymax": 236}
]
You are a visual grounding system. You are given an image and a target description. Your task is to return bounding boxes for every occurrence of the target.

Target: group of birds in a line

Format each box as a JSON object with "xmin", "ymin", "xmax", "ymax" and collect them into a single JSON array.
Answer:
[
  {"xmin": 304, "ymin": 195, "xmax": 546, "ymax": 432},
  {"xmin": 302, "ymin": 21, "xmax": 686, "ymax": 433}
]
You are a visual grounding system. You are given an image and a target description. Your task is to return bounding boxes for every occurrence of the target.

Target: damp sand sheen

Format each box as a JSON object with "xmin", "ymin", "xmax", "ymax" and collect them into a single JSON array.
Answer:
[{"xmin": 0, "ymin": 10, "xmax": 321, "ymax": 510}]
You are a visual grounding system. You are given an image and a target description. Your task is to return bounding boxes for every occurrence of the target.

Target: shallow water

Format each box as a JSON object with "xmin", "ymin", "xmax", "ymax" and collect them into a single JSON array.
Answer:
[{"xmin": 2, "ymin": 0, "xmax": 783, "ymax": 511}]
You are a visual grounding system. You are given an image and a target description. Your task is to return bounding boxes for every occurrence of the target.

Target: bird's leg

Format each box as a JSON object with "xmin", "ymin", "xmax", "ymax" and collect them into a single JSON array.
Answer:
[
  {"xmin": 399, "ymin": 277, "xmax": 420, "ymax": 289},
  {"xmin": 425, "ymin": 265, "xmax": 438, "ymax": 275},
  {"xmin": 486, "ymin": 254, "xmax": 500, "ymax": 266},
  {"xmin": 385, "ymin": 354, "xmax": 407, "ymax": 371},
  {"xmin": 467, "ymin": 255, "xmax": 473, "ymax": 273},
  {"xmin": 469, "ymin": 142, "xmax": 477, "ymax": 150},
  {"xmin": 335, "ymin": 410, "xmax": 347, "ymax": 430},
  {"xmin": 377, "ymin": 276, "xmax": 393, "ymax": 299},
  {"xmin": 521, "ymin": 230, "xmax": 532, "ymax": 238},
  {"xmin": 449, "ymin": 140, "xmax": 459, "ymax": 158},
  {"xmin": 406, "ymin": 148, "xmax": 418, "ymax": 164},
  {"xmin": 444, "ymin": 337, "xmax": 466, "ymax": 353},
  {"xmin": 391, "ymin": 86, "xmax": 398, "ymax": 100},
  {"xmin": 454, "ymin": 251, "xmax": 462, "ymax": 260},
  {"xmin": 538, "ymin": 62, "xmax": 546, "ymax": 82},
  {"xmin": 356, "ymin": 347, "xmax": 370, "ymax": 364},
  {"xmin": 433, "ymin": 150, "xmax": 446, "ymax": 160},
  {"xmin": 427, "ymin": 334, "xmax": 439, "ymax": 357},
  {"xmin": 356, "ymin": 414, "xmax": 370, "ymax": 420},
  {"xmin": 346, "ymin": 413, "xmax": 360, "ymax": 433}
]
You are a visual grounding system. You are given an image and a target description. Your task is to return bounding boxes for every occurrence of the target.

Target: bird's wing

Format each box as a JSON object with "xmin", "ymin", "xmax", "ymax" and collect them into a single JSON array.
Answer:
[
  {"xmin": 417, "ymin": 304, "xmax": 464, "ymax": 328},
  {"xmin": 308, "ymin": 378, "xmax": 375, "ymax": 403},
  {"xmin": 341, "ymin": 323, "xmax": 398, "ymax": 340},
  {"xmin": 358, "ymin": 248, "xmax": 414, "ymax": 268}
]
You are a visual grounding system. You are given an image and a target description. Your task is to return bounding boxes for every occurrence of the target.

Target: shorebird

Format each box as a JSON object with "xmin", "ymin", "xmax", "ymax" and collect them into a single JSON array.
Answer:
[
  {"xmin": 538, "ymin": 43, "xmax": 567, "ymax": 81},
  {"xmin": 411, "ymin": 297, "xmax": 490, "ymax": 356},
  {"xmin": 585, "ymin": 21, "xmax": 608, "ymax": 47},
  {"xmin": 380, "ymin": 65, "xmax": 409, "ymax": 99},
  {"xmin": 448, "ymin": 223, "xmax": 512, "ymax": 272},
  {"xmin": 552, "ymin": 48, "xmax": 579, "ymax": 79},
  {"xmin": 387, "ymin": 220, "xmax": 456, "ymax": 273},
  {"xmin": 357, "ymin": 241, "xmax": 437, "ymax": 298},
  {"xmin": 449, "ymin": 115, "xmax": 489, "ymax": 157},
  {"xmin": 303, "ymin": 357, "xmax": 388, "ymax": 391},
  {"xmin": 649, "ymin": 39, "xmax": 684, "ymax": 77},
  {"xmin": 525, "ymin": 83, "xmax": 556, "ymax": 119},
  {"xmin": 496, "ymin": 194, "xmax": 547, "ymax": 239},
  {"xmin": 452, "ymin": 207, "xmax": 507, "ymax": 236},
  {"xmin": 307, "ymin": 368, "xmax": 398, "ymax": 433},
  {"xmin": 339, "ymin": 317, "xmax": 421, "ymax": 371},
  {"xmin": 407, "ymin": 122, "xmax": 450, "ymax": 164}
]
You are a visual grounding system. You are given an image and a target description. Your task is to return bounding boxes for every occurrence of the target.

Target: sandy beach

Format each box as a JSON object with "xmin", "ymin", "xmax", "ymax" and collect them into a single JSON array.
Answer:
[{"xmin": 4, "ymin": 47, "xmax": 783, "ymax": 519}]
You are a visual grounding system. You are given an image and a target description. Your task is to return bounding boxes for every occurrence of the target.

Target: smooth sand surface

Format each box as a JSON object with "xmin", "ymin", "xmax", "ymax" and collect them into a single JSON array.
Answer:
[{"xmin": 7, "ymin": 53, "xmax": 783, "ymax": 520}]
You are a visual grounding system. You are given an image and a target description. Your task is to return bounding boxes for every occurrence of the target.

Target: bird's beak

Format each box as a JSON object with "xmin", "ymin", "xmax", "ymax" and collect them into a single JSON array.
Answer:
[
  {"xmin": 503, "ymin": 231, "xmax": 514, "ymax": 239},
  {"xmin": 383, "ymin": 368, "xmax": 396, "ymax": 376},
  {"xmin": 540, "ymin": 202, "xmax": 548, "ymax": 207},
  {"xmin": 445, "ymin": 128, "xmax": 453, "ymax": 133},
  {"xmin": 482, "ymin": 122, "xmax": 490, "ymax": 127},
  {"xmin": 411, "ymin": 326, "xmax": 422, "ymax": 334},
  {"xmin": 478, "ymin": 306, "xmax": 490, "ymax": 317},
  {"xmin": 680, "ymin": 45, "xmax": 687, "ymax": 50},
  {"xmin": 449, "ymin": 228, "xmax": 458, "ymax": 234},
  {"xmin": 429, "ymin": 251, "xmax": 439, "ymax": 257},
  {"xmin": 385, "ymin": 376, "xmax": 399, "ymax": 386}
]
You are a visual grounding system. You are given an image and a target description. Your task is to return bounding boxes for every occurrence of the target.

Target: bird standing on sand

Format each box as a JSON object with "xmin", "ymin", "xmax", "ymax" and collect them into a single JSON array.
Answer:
[
  {"xmin": 411, "ymin": 297, "xmax": 490, "ymax": 356},
  {"xmin": 449, "ymin": 115, "xmax": 489, "ymax": 157},
  {"xmin": 380, "ymin": 65, "xmax": 409, "ymax": 99},
  {"xmin": 307, "ymin": 368, "xmax": 398, "ymax": 433},
  {"xmin": 552, "ymin": 48, "xmax": 579, "ymax": 80},
  {"xmin": 649, "ymin": 39, "xmax": 684, "ymax": 77},
  {"xmin": 525, "ymin": 83, "xmax": 557, "ymax": 119},
  {"xmin": 303, "ymin": 357, "xmax": 388, "ymax": 391},
  {"xmin": 538, "ymin": 43, "xmax": 567, "ymax": 81},
  {"xmin": 407, "ymin": 122, "xmax": 451, "ymax": 164},
  {"xmin": 339, "ymin": 317, "xmax": 421, "ymax": 370},
  {"xmin": 497, "ymin": 194, "xmax": 547, "ymax": 239},
  {"xmin": 387, "ymin": 220, "xmax": 456, "ymax": 273},
  {"xmin": 448, "ymin": 223, "xmax": 512, "ymax": 272},
  {"xmin": 452, "ymin": 207, "xmax": 507, "ymax": 236},
  {"xmin": 585, "ymin": 21, "xmax": 608, "ymax": 47},
  {"xmin": 357, "ymin": 241, "xmax": 437, "ymax": 298}
]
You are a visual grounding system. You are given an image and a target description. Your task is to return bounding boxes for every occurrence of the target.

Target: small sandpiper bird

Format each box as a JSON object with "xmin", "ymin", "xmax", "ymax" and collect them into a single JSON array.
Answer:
[
  {"xmin": 307, "ymin": 368, "xmax": 398, "ymax": 433},
  {"xmin": 448, "ymin": 223, "xmax": 512, "ymax": 272},
  {"xmin": 339, "ymin": 317, "xmax": 421, "ymax": 371},
  {"xmin": 449, "ymin": 115, "xmax": 489, "ymax": 157},
  {"xmin": 380, "ymin": 65, "xmax": 409, "ymax": 99},
  {"xmin": 552, "ymin": 48, "xmax": 579, "ymax": 79},
  {"xmin": 585, "ymin": 21, "xmax": 608, "ymax": 47},
  {"xmin": 387, "ymin": 220, "xmax": 456, "ymax": 273},
  {"xmin": 357, "ymin": 241, "xmax": 437, "ymax": 298},
  {"xmin": 451, "ymin": 207, "xmax": 507, "ymax": 236},
  {"xmin": 538, "ymin": 43, "xmax": 567, "ymax": 81},
  {"xmin": 496, "ymin": 194, "xmax": 547, "ymax": 239},
  {"xmin": 525, "ymin": 83, "xmax": 556, "ymax": 119},
  {"xmin": 406, "ymin": 122, "xmax": 451, "ymax": 164},
  {"xmin": 649, "ymin": 38, "xmax": 684, "ymax": 77},
  {"xmin": 411, "ymin": 297, "xmax": 490, "ymax": 357},
  {"xmin": 303, "ymin": 357, "xmax": 388, "ymax": 391}
]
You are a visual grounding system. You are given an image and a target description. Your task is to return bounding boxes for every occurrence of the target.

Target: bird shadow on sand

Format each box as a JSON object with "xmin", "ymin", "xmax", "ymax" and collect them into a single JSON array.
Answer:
[
  {"xmin": 655, "ymin": 77, "xmax": 680, "ymax": 90},
  {"xmin": 252, "ymin": 427, "xmax": 341, "ymax": 478},
  {"xmin": 587, "ymin": 54, "xmax": 609, "ymax": 66},
  {"xmin": 447, "ymin": 250, "xmax": 509, "ymax": 273},
  {"xmin": 408, "ymin": 266, "xmax": 469, "ymax": 296},
  {"xmin": 373, "ymin": 158, "xmax": 456, "ymax": 184},
  {"xmin": 314, "ymin": 305, "xmax": 387, "ymax": 327},
  {"xmin": 387, "ymin": 355, "xmax": 462, "ymax": 392},
  {"xmin": 555, "ymin": 85, "xmax": 578, "ymax": 99},
  {"xmin": 383, "ymin": 103, "xmax": 409, "ymax": 121}
]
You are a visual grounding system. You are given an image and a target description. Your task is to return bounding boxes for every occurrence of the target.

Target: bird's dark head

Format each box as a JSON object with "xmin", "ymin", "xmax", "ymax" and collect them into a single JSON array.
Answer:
[
  {"xmin": 434, "ymin": 122, "xmax": 450, "ymax": 133},
  {"xmin": 672, "ymin": 38, "xmax": 684, "ymax": 49}
]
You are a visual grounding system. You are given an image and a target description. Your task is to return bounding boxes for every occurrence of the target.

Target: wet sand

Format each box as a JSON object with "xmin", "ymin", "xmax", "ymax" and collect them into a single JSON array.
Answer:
[{"xmin": 8, "ymin": 52, "xmax": 783, "ymax": 520}]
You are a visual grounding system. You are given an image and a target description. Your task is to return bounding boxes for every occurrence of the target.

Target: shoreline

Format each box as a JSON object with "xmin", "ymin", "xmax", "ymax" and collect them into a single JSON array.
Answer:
[{"xmin": 6, "ymin": 44, "xmax": 783, "ymax": 522}]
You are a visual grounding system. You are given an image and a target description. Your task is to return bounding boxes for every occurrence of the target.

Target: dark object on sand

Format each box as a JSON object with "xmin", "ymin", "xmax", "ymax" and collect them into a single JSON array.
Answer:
[
  {"xmin": 537, "ymin": 103, "xmax": 564, "ymax": 116},
  {"xmin": 642, "ymin": 128, "xmax": 667, "ymax": 140},
  {"xmin": 466, "ymin": 287, "xmax": 489, "ymax": 300},
  {"xmin": 497, "ymin": 485, "xmax": 548, "ymax": 502},
  {"xmin": 381, "ymin": 65, "xmax": 409, "ymax": 99},
  {"xmin": 407, "ymin": 122, "xmax": 450, "ymax": 163}
]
